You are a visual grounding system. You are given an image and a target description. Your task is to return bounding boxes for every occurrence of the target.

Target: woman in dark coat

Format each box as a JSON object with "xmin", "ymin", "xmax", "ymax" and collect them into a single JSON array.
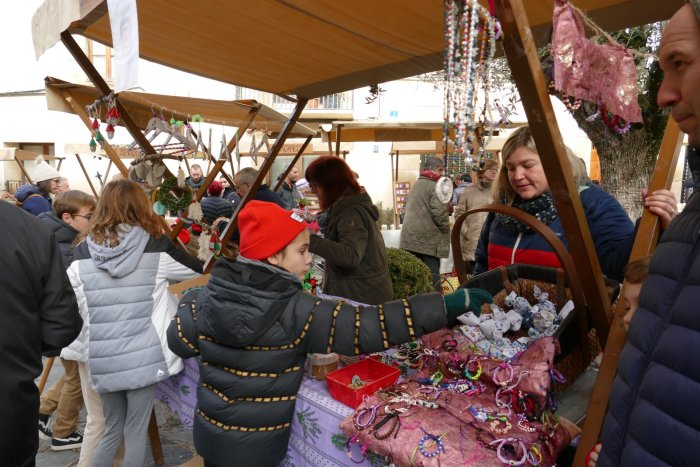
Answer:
[{"xmin": 305, "ymin": 156, "xmax": 393, "ymax": 304}]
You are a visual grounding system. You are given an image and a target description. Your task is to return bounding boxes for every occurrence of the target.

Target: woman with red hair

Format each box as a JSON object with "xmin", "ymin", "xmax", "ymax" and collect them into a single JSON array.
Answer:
[{"xmin": 305, "ymin": 156, "xmax": 392, "ymax": 304}]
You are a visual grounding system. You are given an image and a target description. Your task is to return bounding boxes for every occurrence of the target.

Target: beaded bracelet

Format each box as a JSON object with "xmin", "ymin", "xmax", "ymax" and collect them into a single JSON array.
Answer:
[
  {"xmin": 464, "ymin": 357, "xmax": 483, "ymax": 381},
  {"xmin": 489, "ymin": 416, "xmax": 512, "ymax": 435},
  {"xmin": 371, "ymin": 412, "xmax": 401, "ymax": 440},
  {"xmin": 492, "ymin": 362, "xmax": 514, "ymax": 387},
  {"xmin": 514, "ymin": 391, "xmax": 543, "ymax": 422},
  {"xmin": 489, "ymin": 438, "xmax": 528, "ymax": 466},
  {"xmin": 344, "ymin": 435, "xmax": 368, "ymax": 464},
  {"xmin": 528, "ymin": 444, "xmax": 543, "ymax": 466},
  {"xmin": 353, "ymin": 404, "xmax": 379, "ymax": 431},
  {"xmin": 418, "ymin": 428, "xmax": 446, "ymax": 458},
  {"xmin": 517, "ymin": 414, "xmax": 537, "ymax": 433}
]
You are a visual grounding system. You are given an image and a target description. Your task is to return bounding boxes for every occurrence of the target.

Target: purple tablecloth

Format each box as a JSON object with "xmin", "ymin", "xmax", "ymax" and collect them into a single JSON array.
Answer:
[{"xmin": 155, "ymin": 358, "xmax": 374, "ymax": 466}]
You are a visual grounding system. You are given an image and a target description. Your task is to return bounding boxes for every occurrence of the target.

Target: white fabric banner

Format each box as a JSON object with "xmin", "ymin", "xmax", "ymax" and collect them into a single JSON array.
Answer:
[{"xmin": 107, "ymin": 0, "xmax": 139, "ymax": 92}]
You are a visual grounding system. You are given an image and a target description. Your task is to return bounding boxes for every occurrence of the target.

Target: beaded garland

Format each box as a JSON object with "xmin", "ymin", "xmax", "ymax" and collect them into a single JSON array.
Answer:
[{"xmin": 444, "ymin": 0, "xmax": 498, "ymax": 163}]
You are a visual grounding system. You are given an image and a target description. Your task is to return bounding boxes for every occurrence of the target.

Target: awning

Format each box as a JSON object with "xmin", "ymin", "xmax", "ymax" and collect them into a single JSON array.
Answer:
[
  {"xmin": 32, "ymin": 0, "xmax": 683, "ymax": 99},
  {"xmin": 44, "ymin": 77, "xmax": 317, "ymax": 138}
]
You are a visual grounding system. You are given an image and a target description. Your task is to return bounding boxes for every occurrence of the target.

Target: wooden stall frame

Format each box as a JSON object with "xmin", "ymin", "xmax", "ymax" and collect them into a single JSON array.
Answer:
[
  {"xmin": 496, "ymin": 0, "xmax": 612, "ymax": 346},
  {"xmin": 273, "ymin": 135, "xmax": 313, "ymax": 192},
  {"xmin": 574, "ymin": 119, "xmax": 684, "ymax": 463}
]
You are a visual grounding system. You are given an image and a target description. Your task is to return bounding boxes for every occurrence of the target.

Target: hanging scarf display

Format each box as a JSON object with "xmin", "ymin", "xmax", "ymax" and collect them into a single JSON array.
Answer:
[
  {"xmin": 551, "ymin": 0, "xmax": 641, "ymax": 123},
  {"xmin": 495, "ymin": 192, "xmax": 558, "ymax": 233}
]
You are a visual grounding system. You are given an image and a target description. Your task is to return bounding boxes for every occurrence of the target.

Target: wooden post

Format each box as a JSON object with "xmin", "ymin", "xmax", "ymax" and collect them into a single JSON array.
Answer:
[
  {"xmin": 148, "ymin": 409, "xmax": 164, "ymax": 466},
  {"xmin": 495, "ymin": 0, "xmax": 612, "ymax": 346},
  {"xmin": 75, "ymin": 154, "xmax": 99, "ymax": 197},
  {"xmin": 273, "ymin": 135, "xmax": 312, "ymax": 192},
  {"xmin": 335, "ymin": 124, "xmax": 343, "ymax": 157},
  {"xmin": 206, "ymin": 98, "xmax": 309, "ymax": 272},
  {"xmin": 37, "ymin": 357, "xmax": 55, "ymax": 395},
  {"xmin": 103, "ymin": 159, "xmax": 113, "ymax": 188},
  {"xmin": 574, "ymin": 118, "xmax": 683, "ymax": 465}
]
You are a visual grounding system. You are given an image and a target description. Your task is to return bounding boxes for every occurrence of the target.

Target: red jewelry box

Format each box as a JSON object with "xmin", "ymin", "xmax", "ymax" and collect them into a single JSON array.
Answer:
[{"xmin": 325, "ymin": 358, "xmax": 400, "ymax": 408}]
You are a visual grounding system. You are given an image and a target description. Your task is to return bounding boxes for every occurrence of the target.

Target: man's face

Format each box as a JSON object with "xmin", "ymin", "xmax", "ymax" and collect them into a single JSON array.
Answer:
[
  {"xmin": 658, "ymin": 5, "xmax": 700, "ymax": 147},
  {"xmin": 191, "ymin": 168, "xmax": 203, "ymax": 182},
  {"xmin": 234, "ymin": 176, "xmax": 249, "ymax": 197},
  {"xmin": 287, "ymin": 167, "xmax": 300, "ymax": 183}
]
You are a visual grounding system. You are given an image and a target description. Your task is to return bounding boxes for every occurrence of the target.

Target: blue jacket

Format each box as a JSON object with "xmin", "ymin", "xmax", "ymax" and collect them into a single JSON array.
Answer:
[
  {"xmin": 474, "ymin": 185, "xmax": 634, "ymax": 282},
  {"xmin": 598, "ymin": 193, "xmax": 700, "ymax": 466},
  {"xmin": 14, "ymin": 184, "xmax": 52, "ymax": 216}
]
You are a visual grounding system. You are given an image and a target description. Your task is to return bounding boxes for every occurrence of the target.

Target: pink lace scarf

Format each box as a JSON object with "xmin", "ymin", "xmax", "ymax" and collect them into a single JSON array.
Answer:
[{"xmin": 551, "ymin": 0, "xmax": 642, "ymax": 122}]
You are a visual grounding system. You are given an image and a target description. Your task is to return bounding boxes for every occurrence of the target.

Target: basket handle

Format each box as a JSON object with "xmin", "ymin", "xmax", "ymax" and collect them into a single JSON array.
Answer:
[{"xmin": 452, "ymin": 205, "xmax": 589, "ymax": 360}]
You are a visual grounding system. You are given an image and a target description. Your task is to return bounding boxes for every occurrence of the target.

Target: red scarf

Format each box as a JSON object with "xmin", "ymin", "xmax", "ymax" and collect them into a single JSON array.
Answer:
[{"xmin": 419, "ymin": 170, "xmax": 441, "ymax": 181}]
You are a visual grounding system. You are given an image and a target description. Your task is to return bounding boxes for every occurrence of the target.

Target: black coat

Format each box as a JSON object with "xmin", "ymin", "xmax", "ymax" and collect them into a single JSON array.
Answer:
[
  {"xmin": 310, "ymin": 192, "xmax": 393, "ymax": 304},
  {"xmin": 0, "ymin": 202, "xmax": 81, "ymax": 465},
  {"xmin": 168, "ymin": 257, "xmax": 447, "ymax": 467},
  {"xmin": 37, "ymin": 211, "xmax": 79, "ymax": 268}
]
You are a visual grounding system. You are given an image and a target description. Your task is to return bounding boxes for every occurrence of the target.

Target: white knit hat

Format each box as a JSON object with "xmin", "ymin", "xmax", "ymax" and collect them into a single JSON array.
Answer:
[{"xmin": 31, "ymin": 155, "xmax": 61, "ymax": 183}]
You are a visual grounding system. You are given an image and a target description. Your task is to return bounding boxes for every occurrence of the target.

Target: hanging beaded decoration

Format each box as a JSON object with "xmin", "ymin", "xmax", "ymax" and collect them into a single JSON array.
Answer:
[{"xmin": 443, "ymin": 0, "xmax": 498, "ymax": 165}]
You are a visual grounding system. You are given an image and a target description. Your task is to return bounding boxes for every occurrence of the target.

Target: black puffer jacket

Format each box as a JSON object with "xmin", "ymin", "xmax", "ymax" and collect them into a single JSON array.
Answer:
[
  {"xmin": 200, "ymin": 196, "xmax": 233, "ymax": 224},
  {"xmin": 167, "ymin": 257, "xmax": 447, "ymax": 467},
  {"xmin": 310, "ymin": 192, "xmax": 393, "ymax": 304},
  {"xmin": 37, "ymin": 211, "xmax": 79, "ymax": 268}
]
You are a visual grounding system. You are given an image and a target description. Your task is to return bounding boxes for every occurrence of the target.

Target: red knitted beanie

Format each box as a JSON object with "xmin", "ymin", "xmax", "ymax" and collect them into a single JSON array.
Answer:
[{"xmin": 239, "ymin": 201, "xmax": 307, "ymax": 260}]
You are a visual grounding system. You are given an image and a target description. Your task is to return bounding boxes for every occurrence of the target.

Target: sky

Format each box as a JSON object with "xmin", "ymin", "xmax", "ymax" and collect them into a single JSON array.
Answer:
[{"xmin": 0, "ymin": 0, "xmax": 53, "ymax": 93}]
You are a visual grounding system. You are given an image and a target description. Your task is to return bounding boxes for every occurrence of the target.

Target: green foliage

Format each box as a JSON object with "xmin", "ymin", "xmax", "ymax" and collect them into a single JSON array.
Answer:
[{"xmin": 386, "ymin": 247, "xmax": 434, "ymax": 299}]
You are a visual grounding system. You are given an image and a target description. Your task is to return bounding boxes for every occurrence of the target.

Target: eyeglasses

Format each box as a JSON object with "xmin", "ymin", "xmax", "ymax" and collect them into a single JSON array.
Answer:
[{"xmin": 74, "ymin": 214, "xmax": 92, "ymax": 221}]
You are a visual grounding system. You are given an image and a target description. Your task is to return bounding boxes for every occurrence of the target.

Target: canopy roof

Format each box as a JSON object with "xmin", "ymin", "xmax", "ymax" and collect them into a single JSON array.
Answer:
[
  {"xmin": 33, "ymin": 0, "xmax": 683, "ymax": 99},
  {"xmin": 44, "ymin": 77, "xmax": 317, "ymax": 137}
]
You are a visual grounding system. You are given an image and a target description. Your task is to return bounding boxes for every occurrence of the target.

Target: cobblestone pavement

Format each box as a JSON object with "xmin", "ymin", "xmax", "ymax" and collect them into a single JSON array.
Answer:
[{"xmin": 35, "ymin": 359, "xmax": 198, "ymax": 467}]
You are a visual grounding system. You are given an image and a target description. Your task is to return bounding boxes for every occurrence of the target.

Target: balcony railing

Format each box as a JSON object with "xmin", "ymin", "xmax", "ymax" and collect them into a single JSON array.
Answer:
[{"xmin": 235, "ymin": 87, "xmax": 353, "ymax": 112}]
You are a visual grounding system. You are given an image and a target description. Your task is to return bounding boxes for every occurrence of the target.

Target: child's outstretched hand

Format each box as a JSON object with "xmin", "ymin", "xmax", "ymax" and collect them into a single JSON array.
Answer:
[{"xmin": 443, "ymin": 288, "xmax": 493, "ymax": 325}]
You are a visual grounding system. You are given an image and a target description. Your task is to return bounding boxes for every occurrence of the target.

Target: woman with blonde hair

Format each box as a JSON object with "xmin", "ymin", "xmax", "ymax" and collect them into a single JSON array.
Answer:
[
  {"xmin": 473, "ymin": 126, "xmax": 676, "ymax": 282},
  {"xmin": 64, "ymin": 180, "xmax": 201, "ymax": 466},
  {"xmin": 454, "ymin": 158, "xmax": 498, "ymax": 274}
]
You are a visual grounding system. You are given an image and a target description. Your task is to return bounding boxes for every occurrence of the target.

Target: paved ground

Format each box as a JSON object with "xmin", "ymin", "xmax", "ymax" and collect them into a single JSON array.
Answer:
[{"xmin": 35, "ymin": 358, "xmax": 199, "ymax": 467}]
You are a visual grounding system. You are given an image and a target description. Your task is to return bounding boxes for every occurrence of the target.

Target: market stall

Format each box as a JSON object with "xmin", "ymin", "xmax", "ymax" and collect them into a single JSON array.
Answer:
[{"xmin": 31, "ymin": 0, "xmax": 686, "ymax": 465}]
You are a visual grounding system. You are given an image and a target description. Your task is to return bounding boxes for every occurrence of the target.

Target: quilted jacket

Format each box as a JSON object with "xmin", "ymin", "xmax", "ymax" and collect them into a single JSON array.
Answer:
[
  {"xmin": 598, "ymin": 192, "xmax": 700, "ymax": 466},
  {"xmin": 167, "ymin": 256, "xmax": 448, "ymax": 466}
]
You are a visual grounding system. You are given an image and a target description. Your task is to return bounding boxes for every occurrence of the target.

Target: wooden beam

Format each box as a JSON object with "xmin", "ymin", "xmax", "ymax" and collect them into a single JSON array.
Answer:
[
  {"xmin": 60, "ymin": 32, "xmax": 161, "ymax": 162},
  {"xmin": 496, "ymin": 0, "xmax": 611, "ymax": 346},
  {"xmin": 74, "ymin": 154, "xmax": 99, "ymax": 198},
  {"xmin": 167, "ymin": 106, "xmax": 261, "ymax": 245},
  {"xmin": 574, "ymin": 118, "xmax": 683, "ymax": 465},
  {"xmin": 15, "ymin": 156, "xmax": 34, "ymax": 185},
  {"xmin": 274, "ymin": 135, "xmax": 313, "ymax": 192},
  {"xmin": 206, "ymin": 98, "xmax": 309, "ymax": 272},
  {"xmin": 62, "ymin": 91, "xmax": 173, "ymax": 238}
]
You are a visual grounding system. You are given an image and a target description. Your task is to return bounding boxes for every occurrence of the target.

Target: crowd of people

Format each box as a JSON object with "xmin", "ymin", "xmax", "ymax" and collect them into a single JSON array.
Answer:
[{"xmin": 1, "ymin": 2, "xmax": 699, "ymax": 465}]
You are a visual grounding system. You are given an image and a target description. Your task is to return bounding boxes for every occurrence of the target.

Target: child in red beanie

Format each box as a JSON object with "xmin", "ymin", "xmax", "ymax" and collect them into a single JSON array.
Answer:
[{"xmin": 167, "ymin": 200, "xmax": 492, "ymax": 467}]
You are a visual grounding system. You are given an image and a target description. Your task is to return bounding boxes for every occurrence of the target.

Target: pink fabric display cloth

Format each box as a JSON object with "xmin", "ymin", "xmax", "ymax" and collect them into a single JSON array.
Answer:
[{"xmin": 339, "ymin": 329, "xmax": 570, "ymax": 466}]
